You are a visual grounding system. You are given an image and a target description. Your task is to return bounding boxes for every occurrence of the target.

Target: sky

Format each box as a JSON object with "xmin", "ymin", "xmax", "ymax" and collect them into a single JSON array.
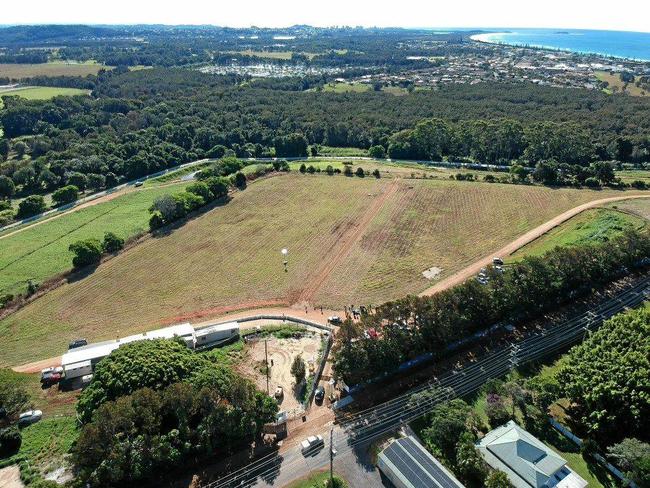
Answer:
[{"xmin": 2, "ymin": 0, "xmax": 650, "ymax": 33}]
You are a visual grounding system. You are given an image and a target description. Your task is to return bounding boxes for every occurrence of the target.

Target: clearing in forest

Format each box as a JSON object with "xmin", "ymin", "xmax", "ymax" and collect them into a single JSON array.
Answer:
[{"xmin": 0, "ymin": 174, "xmax": 642, "ymax": 365}]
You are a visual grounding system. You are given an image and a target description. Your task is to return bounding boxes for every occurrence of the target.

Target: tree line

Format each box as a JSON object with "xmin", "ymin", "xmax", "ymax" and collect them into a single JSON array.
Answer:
[{"xmin": 332, "ymin": 229, "xmax": 650, "ymax": 385}]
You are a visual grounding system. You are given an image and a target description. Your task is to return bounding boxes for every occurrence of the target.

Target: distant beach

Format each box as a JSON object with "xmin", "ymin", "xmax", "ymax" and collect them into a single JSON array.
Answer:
[{"xmin": 470, "ymin": 29, "xmax": 650, "ymax": 62}]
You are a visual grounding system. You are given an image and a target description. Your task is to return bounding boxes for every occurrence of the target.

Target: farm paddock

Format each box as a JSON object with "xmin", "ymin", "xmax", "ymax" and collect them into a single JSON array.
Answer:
[{"xmin": 0, "ymin": 173, "xmax": 643, "ymax": 365}]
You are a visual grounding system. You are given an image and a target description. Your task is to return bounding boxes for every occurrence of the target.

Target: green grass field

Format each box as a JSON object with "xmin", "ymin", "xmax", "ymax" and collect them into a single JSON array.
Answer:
[
  {"xmin": 0, "ymin": 60, "xmax": 108, "ymax": 78},
  {"xmin": 0, "ymin": 174, "xmax": 639, "ymax": 366},
  {"xmin": 511, "ymin": 207, "xmax": 648, "ymax": 259},
  {"xmin": 0, "ymin": 182, "xmax": 189, "ymax": 297},
  {"xmin": 0, "ymin": 86, "xmax": 90, "ymax": 110}
]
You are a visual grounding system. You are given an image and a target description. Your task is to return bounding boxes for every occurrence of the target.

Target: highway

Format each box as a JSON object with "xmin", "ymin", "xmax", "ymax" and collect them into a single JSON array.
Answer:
[{"xmin": 205, "ymin": 275, "xmax": 650, "ymax": 488}]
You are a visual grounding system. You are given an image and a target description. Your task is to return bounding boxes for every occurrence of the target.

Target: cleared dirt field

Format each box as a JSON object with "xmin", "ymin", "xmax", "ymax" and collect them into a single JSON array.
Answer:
[
  {"xmin": 0, "ymin": 174, "xmax": 642, "ymax": 365},
  {"xmin": 237, "ymin": 333, "xmax": 322, "ymax": 414}
]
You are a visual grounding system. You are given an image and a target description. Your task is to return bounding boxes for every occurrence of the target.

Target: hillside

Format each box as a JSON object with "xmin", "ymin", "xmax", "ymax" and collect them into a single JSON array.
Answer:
[{"xmin": 0, "ymin": 173, "xmax": 643, "ymax": 366}]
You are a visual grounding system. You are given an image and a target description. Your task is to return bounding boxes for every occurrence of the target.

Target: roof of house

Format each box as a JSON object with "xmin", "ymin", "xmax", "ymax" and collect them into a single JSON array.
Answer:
[
  {"xmin": 477, "ymin": 421, "xmax": 567, "ymax": 488},
  {"xmin": 61, "ymin": 323, "xmax": 195, "ymax": 366},
  {"xmin": 378, "ymin": 436, "xmax": 465, "ymax": 488}
]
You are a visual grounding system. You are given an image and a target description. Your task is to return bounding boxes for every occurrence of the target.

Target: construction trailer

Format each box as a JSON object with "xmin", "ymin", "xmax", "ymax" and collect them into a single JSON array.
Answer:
[
  {"xmin": 194, "ymin": 322, "xmax": 239, "ymax": 349},
  {"xmin": 61, "ymin": 322, "xmax": 220, "ymax": 380}
]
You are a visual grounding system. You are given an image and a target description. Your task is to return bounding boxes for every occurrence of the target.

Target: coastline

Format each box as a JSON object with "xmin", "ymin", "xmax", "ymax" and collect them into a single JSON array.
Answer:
[{"xmin": 469, "ymin": 32, "xmax": 650, "ymax": 63}]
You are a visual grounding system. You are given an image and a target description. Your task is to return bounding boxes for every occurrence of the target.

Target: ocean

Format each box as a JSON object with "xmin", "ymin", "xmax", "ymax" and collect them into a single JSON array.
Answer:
[{"xmin": 470, "ymin": 28, "xmax": 650, "ymax": 61}]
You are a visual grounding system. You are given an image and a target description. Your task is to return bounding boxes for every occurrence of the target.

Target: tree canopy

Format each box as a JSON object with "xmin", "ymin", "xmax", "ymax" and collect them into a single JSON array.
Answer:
[{"xmin": 558, "ymin": 306, "xmax": 650, "ymax": 444}]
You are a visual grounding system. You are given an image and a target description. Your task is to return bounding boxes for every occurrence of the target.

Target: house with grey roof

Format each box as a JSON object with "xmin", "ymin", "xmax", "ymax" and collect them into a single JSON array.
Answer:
[{"xmin": 476, "ymin": 421, "xmax": 587, "ymax": 488}]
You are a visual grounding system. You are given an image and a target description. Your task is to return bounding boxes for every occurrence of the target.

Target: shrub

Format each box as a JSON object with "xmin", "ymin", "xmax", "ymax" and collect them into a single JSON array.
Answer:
[
  {"xmin": 16, "ymin": 195, "xmax": 46, "ymax": 219},
  {"xmin": 584, "ymin": 177, "xmax": 600, "ymax": 187},
  {"xmin": 51, "ymin": 185, "xmax": 79, "ymax": 206},
  {"xmin": 174, "ymin": 191, "xmax": 204, "ymax": 213},
  {"xmin": 148, "ymin": 212, "xmax": 164, "ymax": 230},
  {"xmin": 204, "ymin": 176, "xmax": 230, "ymax": 199},
  {"xmin": 485, "ymin": 393, "xmax": 511, "ymax": 428},
  {"xmin": 325, "ymin": 165, "xmax": 335, "ymax": 175},
  {"xmin": 0, "ymin": 426, "xmax": 21, "ymax": 457},
  {"xmin": 0, "ymin": 209, "xmax": 14, "ymax": 227},
  {"xmin": 368, "ymin": 145, "xmax": 386, "ymax": 159},
  {"xmin": 69, "ymin": 239, "xmax": 102, "ymax": 268},
  {"xmin": 307, "ymin": 165, "xmax": 316, "ymax": 174},
  {"xmin": 485, "ymin": 470, "xmax": 512, "ymax": 488},
  {"xmin": 355, "ymin": 167, "xmax": 365, "ymax": 177},
  {"xmin": 299, "ymin": 163, "xmax": 307, "ymax": 173},
  {"xmin": 421, "ymin": 399, "xmax": 471, "ymax": 459},
  {"xmin": 343, "ymin": 165, "xmax": 353, "ymax": 176},
  {"xmin": 186, "ymin": 181, "xmax": 213, "ymax": 202},
  {"xmin": 66, "ymin": 172, "xmax": 87, "ymax": 191},
  {"xmin": 455, "ymin": 431, "xmax": 487, "ymax": 485},
  {"xmin": 0, "ymin": 175, "xmax": 15, "ymax": 199},
  {"xmin": 102, "ymin": 232, "xmax": 124, "ymax": 254},
  {"xmin": 372, "ymin": 168, "xmax": 381, "ymax": 178},
  {"xmin": 233, "ymin": 171, "xmax": 247, "ymax": 188},
  {"xmin": 291, "ymin": 355, "xmax": 306, "ymax": 385}
]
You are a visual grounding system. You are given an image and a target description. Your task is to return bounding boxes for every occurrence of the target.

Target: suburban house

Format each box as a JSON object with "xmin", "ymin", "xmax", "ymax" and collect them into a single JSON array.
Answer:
[{"xmin": 476, "ymin": 421, "xmax": 587, "ymax": 488}]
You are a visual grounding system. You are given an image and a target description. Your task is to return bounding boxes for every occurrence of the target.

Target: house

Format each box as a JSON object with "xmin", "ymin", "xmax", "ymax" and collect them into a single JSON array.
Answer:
[
  {"xmin": 476, "ymin": 421, "xmax": 587, "ymax": 488},
  {"xmin": 377, "ymin": 436, "xmax": 465, "ymax": 488}
]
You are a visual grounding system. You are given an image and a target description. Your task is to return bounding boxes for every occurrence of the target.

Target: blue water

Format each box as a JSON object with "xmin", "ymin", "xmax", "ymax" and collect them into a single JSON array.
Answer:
[{"xmin": 472, "ymin": 28, "xmax": 650, "ymax": 61}]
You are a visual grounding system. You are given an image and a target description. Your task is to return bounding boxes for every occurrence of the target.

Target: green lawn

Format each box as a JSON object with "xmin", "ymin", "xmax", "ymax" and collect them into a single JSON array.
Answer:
[
  {"xmin": 0, "ymin": 182, "xmax": 189, "ymax": 297},
  {"xmin": 0, "ymin": 417, "xmax": 78, "ymax": 481},
  {"xmin": 511, "ymin": 207, "xmax": 647, "ymax": 259},
  {"xmin": 315, "ymin": 146, "xmax": 368, "ymax": 157}
]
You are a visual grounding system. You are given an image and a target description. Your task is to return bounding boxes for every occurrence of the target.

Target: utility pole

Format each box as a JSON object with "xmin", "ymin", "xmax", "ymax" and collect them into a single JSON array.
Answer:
[
  {"xmin": 265, "ymin": 338, "xmax": 270, "ymax": 395},
  {"xmin": 329, "ymin": 427, "xmax": 335, "ymax": 485}
]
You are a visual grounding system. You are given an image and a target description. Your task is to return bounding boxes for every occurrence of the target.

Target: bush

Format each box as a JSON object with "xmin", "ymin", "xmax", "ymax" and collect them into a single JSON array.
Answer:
[
  {"xmin": 51, "ymin": 185, "xmax": 79, "ymax": 206},
  {"xmin": 186, "ymin": 181, "xmax": 213, "ymax": 202},
  {"xmin": 485, "ymin": 470, "xmax": 512, "ymax": 488},
  {"xmin": 174, "ymin": 191, "xmax": 204, "ymax": 213},
  {"xmin": 584, "ymin": 177, "xmax": 600, "ymax": 187},
  {"xmin": 325, "ymin": 165, "xmax": 335, "ymax": 175},
  {"xmin": 368, "ymin": 145, "xmax": 386, "ymax": 159},
  {"xmin": 291, "ymin": 355, "xmax": 306, "ymax": 385},
  {"xmin": 299, "ymin": 163, "xmax": 307, "ymax": 173},
  {"xmin": 355, "ymin": 167, "xmax": 365, "ymax": 177},
  {"xmin": 343, "ymin": 165, "xmax": 353, "ymax": 176},
  {"xmin": 485, "ymin": 393, "xmax": 511, "ymax": 428},
  {"xmin": 204, "ymin": 176, "xmax": 230, "ymax": 199},
  {"xmin": 0, "ymin": 209, "xmax": 14, "ymax": 227},
  {"xmin": 66, "ymin": 172, "xmax": 87, "ymax": 191},
  {"xmin": 372, "ymin": 168, "xmax": 381, "ymax": 178},
  {"xmin": 16, "ymin": 195, "xmax": 46, "ymax": 219},
  {"xmin": 421, "ymin": 399, "xmax": 471, "ymax": 459},
  {"xmin": 148, "ymin": 212, "xmax": 164, "ymax": 230},
  {"xmin": 307, "ymin": 165, "xmax": 316, "ymax": 174},
  {"xmin": 69, "ymin": 239, "xmax": 102, "ymax": 268},
  {"xmin": 233, "ymin": 171, "xmax": 247, "ymax": 188},
  {"xmin": 455, "ymin": 431, "xmax": 487, "ymax": 485},
  {"xmin": 0, "ymin": 175, "xmax": 15, "ymax": 199},
  {"xmin": 102, "ymin": 232, "xmax": 124, "ymax": 254},
  {"xmin": 0, "ymin": 426, "xmax": 21, "ymax": 457}
]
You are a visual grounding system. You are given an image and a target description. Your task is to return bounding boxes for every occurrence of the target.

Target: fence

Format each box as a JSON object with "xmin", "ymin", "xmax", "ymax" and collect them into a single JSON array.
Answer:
[{"xmin": 549, "ymin": 418, "xmax": 637, "ymax": 487}]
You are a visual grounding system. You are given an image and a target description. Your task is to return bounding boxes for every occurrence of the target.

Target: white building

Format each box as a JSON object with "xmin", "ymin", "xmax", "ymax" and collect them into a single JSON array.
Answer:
[{"xmin": 477, "ymin": 421, "xmax": 587, "ymax": 488}]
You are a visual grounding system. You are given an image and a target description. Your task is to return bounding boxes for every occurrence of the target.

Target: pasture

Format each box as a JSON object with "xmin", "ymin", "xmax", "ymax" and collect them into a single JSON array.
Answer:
[
  {"xmin": 0, "ymin": 173, "xmax": 640, "ymax": 366},
  {"xmin": 0, "ymin": 183, "xmax": 189, "ymax": 297},
  {"xmin": 0, "ymin": 86, "xmax": 90, "ymax": 103},
  {"xmin": 510, "ymin": 207, "xmax": 648, "ymax": 259},
  {"xmin": 0, "ymin": 61, "xmax": 108, "ymax": 79}
]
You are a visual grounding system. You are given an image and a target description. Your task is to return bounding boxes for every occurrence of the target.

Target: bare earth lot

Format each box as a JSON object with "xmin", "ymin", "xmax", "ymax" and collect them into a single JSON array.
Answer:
[
  {"xmin": 237, "ymin": 334, "xmax": 322, "ymax": 414},
  {"xmin": 0, "ymin": 173, "xmax": 645, "ymax": 365}
]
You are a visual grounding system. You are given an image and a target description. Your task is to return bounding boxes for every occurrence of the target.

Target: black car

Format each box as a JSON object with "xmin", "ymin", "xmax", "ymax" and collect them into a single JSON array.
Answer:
[
  {"xmin": 314, "ymin": 385, "xmax": 325, "ymax": 403},
  {"xmin": 68, "ymin": 338, "xmax": 88, "ymax": 349}
]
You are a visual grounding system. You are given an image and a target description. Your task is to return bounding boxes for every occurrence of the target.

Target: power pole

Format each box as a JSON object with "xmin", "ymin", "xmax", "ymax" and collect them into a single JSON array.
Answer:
[
  {"xmin": 265, "ymin": 338, "xmax": 270, "ymax": 395},
  {"xmin": 329, "ymin": 427, "xmax": 334, "ymax": 485}
]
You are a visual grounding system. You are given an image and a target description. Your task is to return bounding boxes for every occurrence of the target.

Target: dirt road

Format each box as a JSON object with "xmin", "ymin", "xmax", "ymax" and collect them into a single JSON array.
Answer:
[{"xmin": 419, "ymin": 194, "xmax": 650, "ymax": 296}]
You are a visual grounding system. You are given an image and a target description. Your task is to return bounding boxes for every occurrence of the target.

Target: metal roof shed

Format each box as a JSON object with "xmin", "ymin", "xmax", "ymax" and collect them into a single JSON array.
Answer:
[{"xmin": 377, "ymin": 436, "xmax": 465, "ymax": 488}]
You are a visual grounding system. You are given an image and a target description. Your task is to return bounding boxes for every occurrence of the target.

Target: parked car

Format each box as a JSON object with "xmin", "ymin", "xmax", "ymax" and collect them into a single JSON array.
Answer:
[
  {"xmin": 68, "ymin": 338, "xmax": 87, "ymax": 350},
  {"xmin": 328, "ymin": 316, "xmax": 342, "ymax": 325},
  {"xmin": 493, "ymin": 257, "xmax": 504, "ymax": 266},
  {"xmin": 301, "ymin": 435, "xmax": 324, "ymax": 455},
  {"xmin": 314, "ymin": 385, "xmax": 325, "ymax": 403},
  {"xmin": 134, "ymin": 181, "xmax": 144, "ymax": 187},
  {"xmin": 18, "ymin": 410, "xmax": 42, "ymax": 427},
  {"xmin": 41, "ymin": 371, "xmax": 62, "ymax": 387}
]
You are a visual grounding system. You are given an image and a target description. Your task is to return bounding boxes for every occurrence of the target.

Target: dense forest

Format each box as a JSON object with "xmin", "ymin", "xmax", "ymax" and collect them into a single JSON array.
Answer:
[{"xmin": 1, "ymin": 67, "xmax": 650, "ymax": 223}]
